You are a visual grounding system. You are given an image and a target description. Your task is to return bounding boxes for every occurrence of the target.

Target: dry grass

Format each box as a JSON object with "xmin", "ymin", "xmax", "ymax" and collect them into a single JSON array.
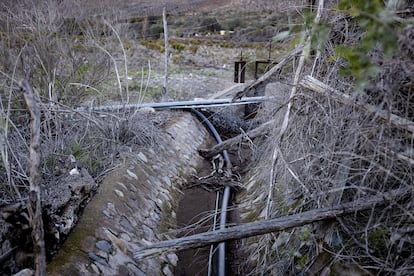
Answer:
[
  {"xmin": 239, "ymin": 4, "xmax": 414, "ymax": 276},
  {"xmin": 0, "ymin": 0, "xmax": 165, "ymax": 205}
]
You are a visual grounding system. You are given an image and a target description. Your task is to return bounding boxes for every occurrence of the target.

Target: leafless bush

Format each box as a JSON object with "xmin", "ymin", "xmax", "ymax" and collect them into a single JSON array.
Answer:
[
  {"xmin": 241, "ymin": 6, "xmax": 414, "ymax": 276},
  {"xmin": 0, "ymin": 0, "xmax": 153, "ymax": 205}
]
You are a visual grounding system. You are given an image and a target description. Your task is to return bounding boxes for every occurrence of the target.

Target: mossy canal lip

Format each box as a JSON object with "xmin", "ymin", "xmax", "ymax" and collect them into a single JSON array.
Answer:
[{"xmin": 47, "ymin": 112, "xmax": 211, "ymax": 275}]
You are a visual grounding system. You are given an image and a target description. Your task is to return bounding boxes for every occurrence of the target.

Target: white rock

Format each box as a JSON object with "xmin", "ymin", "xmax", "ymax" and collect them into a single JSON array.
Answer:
[
  {"xmin": 162, "ymin": 265, "xmax": 173, "ymax": 276},
  {"xmin": 114, "ymin": 189, "xmax": 124, "ymax": 198},
  {"xmin": 137, "ymin": 152, "xmax": 148, "ymax": 163},
  {"xmin": 167, "ymin": 253, "xmax": 178, "ymax": 266},
  {"xmin": 69, "ymin": 168, "xmax": 80, "ymax": 175},
  {"xmin": 126, "ymin": 169, "xmax": 138, "ymax": 180}
]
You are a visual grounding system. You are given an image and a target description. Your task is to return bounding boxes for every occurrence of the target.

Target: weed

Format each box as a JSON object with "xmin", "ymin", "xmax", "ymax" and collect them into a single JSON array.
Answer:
[{"xmin": 171, "ymin": 41, "xmax": 185, "ymax": 52}]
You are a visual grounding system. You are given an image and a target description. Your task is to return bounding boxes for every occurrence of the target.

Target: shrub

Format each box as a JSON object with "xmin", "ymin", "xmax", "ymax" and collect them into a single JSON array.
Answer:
[
  {"xmin": 200, "ymin": 17, "xmax": 222, "ymax": 33},
  {"xmin": 171, "ymin": 41, "xmax": 186, "ymax": 52},
  {"xmin": 225, "ymin": 17, "xmax": 246, "ymax": 31},
  {"xmin": 149, "ymin": 24, "xmax": 164, "ymax": 39}
]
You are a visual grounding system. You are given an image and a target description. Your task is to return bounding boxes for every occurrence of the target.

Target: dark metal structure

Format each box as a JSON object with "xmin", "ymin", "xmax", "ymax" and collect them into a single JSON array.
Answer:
[{"xmin": 234, "ymin": 51, "xmax": 246, "ymax": 83}]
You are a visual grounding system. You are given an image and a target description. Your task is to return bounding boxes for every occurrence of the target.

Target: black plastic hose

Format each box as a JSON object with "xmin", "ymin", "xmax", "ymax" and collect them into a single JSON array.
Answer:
[{"xmin": 190, "ymin": 109, "xmax": 231, "ymax": 276}]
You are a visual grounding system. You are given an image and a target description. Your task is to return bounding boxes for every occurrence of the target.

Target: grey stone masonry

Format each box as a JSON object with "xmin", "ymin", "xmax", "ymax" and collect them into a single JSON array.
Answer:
[{"xmin": 47, "ymin": 111, "xmax": 210, "ymax": 275}]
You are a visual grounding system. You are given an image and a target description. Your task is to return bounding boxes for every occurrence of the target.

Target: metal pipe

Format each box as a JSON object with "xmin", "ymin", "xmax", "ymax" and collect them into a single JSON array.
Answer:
[
  {"xmin": 190, "ymin": 109, "xmax": 232, "ymax": 276},
  {"xmin": 208, "ymin": 191, "xmax": 220, "ymax": 276},
  {"xmin": 217, "ymin": 186, "xmax": 231, "ymax": 276},
  {"xmin": 76, "ymin": 96, "xmax": 273, "ymax": 112}
]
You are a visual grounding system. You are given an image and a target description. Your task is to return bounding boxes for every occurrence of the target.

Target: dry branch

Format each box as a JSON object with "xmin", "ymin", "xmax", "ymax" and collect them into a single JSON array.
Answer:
[
  {"xmin": 300, "ymin": 75, "xmax": 414, "ymax": 136},
  {"xmin": 199, "ymin": 119, "xmax": 274, "ymax": 159},
  {"xmin": 264, "ymin": 0, "xmax": 325, "ymax": 223},
  {"xmin": 134, "ymin": 187, "xmax": 409, "ymax": 260},
  {"xmin": 19, "ymin": 79, "xmax": 46, "ymax": 276}
]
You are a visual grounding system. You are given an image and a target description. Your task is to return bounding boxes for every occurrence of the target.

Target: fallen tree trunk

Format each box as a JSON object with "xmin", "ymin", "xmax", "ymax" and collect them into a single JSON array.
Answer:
[
  {"xmin": 199, "ymin": 119, "xmax": 274, "ymax": 159},
  {"xmin": 300, "ymin": 75, "xmax": 414, "ymax": 137},
  {"xmin": 134, "ymin": 187, "xmax": 409, "ymax": 260}
]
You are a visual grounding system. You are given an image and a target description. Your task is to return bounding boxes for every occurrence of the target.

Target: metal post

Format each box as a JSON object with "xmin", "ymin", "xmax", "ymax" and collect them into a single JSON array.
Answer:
[
  {"xmin": 162, "ymin": 7, "xmax": 169, "ymax": 102},
  {"xmin": 234, "ymin": 61, "xmax": 239, "ymax": 83},
  {"xmin": 268, "ymin": 40, "xmax": 272, "ymax": 61},
  {"xmin": 234, "ymin": 51, "xmax": 246, "ymax": 83}
]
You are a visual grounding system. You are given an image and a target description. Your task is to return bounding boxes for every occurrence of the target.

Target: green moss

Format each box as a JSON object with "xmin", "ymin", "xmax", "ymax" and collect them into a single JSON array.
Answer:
[
  {"xmin": 368, "ymin": 226, "xmax": 388, "ymax": 257},
  {"xmin": 47, "ymin": 206, "xmax": 97, "ymax": 274},
  {"xmin": 68, "ymin": 142, "xmax": 102, "ymax": 174}
]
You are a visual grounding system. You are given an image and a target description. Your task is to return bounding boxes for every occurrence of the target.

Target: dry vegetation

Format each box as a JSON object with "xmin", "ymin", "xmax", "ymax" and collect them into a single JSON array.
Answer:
[
  {"xmin": 0, "ymin": 0, "xmax": 160, "ymax": 204},
  {"xmin": 0, "ymin": 0, "xmax": 413, "ymax": 275},
  {"xmin": 239, "ymin": 1, "xmax": 414, "ymax": 275},
  {"xmin": 0, "ymin": 2, "xmax": 170, "ymax": 273}
]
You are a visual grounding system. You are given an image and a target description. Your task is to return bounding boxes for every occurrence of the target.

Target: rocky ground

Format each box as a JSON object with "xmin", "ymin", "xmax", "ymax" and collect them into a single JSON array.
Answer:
[{"xmin": 119, "ymin": 40, "xmax": 270, "ymax": 102}]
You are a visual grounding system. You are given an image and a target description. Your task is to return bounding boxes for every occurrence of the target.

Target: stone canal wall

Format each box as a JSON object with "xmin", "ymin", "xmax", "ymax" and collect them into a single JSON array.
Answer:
[{"xmin": 47, "ymin": 111, "xmax": 211, "ymax": 275}]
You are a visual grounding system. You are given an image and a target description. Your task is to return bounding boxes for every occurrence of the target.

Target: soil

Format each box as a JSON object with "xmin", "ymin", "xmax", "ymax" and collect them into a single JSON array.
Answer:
[
  {"xmin": 176, "ymin": 186, "xmax": 217, "ymax": 276},
  {"xmin": 175, "ymin": 151, "xmax": 218, "ymax": 276},
  {"xmin": 175, "ymin": 128, "xmax": 252, "ymax": 275}
]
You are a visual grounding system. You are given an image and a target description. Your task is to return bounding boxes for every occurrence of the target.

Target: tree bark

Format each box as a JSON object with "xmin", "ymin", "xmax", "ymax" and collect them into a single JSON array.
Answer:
[
  {"xmin": 134, "ymin": 187, "xmax": 409, "ymax": 260},
  {"xmin": 199, "ymin": 119, "xmax": 274, "ymax": 159},
  {"xmin": 19, "ymin": 79, "xmax": 46, "ymax": 276}
]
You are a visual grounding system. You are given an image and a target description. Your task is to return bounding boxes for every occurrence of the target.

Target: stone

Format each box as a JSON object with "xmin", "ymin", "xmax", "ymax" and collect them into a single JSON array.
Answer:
[
  {"xmin": 143, "ymin": 217, "xmax": 157, "ymax": 229},
  {"xmin": 162, "ymin": 264, "xmax": 173, "ymax": 276},
  {"xmin": 142, "ymin": 224, "xmax": 155, "ymax": 241},
  {"xmin": 120, "ymin": 233, "xmax": 131, "ymax": 242},
  {"xmin": 87, "ymin": 252, "xmax": 109, "ymax": 267},
  {"xmin": 95, "ymin": 240, "xmax": 113, "ymax": 254},
  {"xmin": 116, "ymin": 182, "xmax": 128, "ymax": 190},
  {"xmin": 123, "ymin": 202, "xmax": 134, "ymax": 213},
  {"xmin": 119, "ymin": 216, "xmax": 135, "ymax": 233},
  {"xmin": 45, "ymin": 112, "xmax": 211, "ymax": 275},
  {"xmin": 12, "ymin": 269, "xmax": 34, "ymax": 276},
  {"xmin": 167, "ymin": 253, "xmax": 178, "ymax": 266},
  {"xmin": 126, "ymin": 169, "xmax": 138, "ymax": 180},
  {"xmin": 102, "ymin": 210, "xmax": 112, "ymax": 218},
  {"xmin": 127, "ymin": 263, "xmax": 145, "ymax": 276},
  {"xmin": 128, "ymin": 216, "xmax": 138, "ymax": 227},
  {"xmin": 129, "ymin": 183, "xmax": 138, "ymax": 193},
  {"xmin": 137, "ymin": 152, "xmax": 148, "ymax": 163},
  {"xmin": 90, "ymin": 263, "xmax": 101, "ymax": 274},
  {"xmin": 114, "ymin": 189, "xmax": 124, "ymax": 198},
  {"xmin": 150, "ymin": 210, "xmax": 160, "ymax": 221},
  {"xmin": 162, "ymin": 176, "xmax": 172, "ymax": 186},
  {"xmin": 107, "ymin": 202, "xmax": 117, "ymax": 214}
]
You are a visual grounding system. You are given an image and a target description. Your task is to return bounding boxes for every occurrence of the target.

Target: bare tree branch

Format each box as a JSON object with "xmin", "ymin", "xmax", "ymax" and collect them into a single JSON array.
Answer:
[{"xmin": 19, "ymin": 79, "xmax": 46, "ymax": 276}]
